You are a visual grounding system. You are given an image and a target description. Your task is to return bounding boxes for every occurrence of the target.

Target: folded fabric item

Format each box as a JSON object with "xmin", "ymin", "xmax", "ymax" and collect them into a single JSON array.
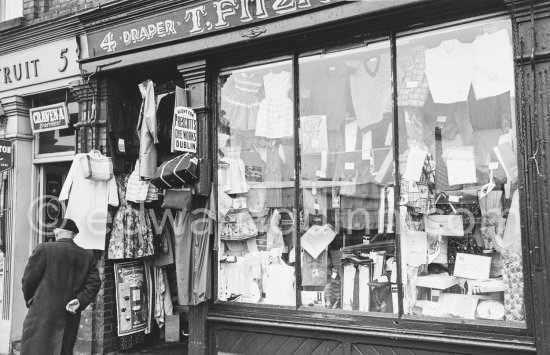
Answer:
[
  {"xmin": 301, "ymin": 224, "xmax": 336, "ymax": 259},
  {"xmin": 126, "ymin": 167, "xmax": 149, "ymax": 203}
]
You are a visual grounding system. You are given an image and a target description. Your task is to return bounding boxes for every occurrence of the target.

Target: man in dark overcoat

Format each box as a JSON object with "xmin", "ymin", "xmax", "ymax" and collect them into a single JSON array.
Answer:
[{"xmin": 21, "ymin": 218, "xmax": 101, "ymax": 355}]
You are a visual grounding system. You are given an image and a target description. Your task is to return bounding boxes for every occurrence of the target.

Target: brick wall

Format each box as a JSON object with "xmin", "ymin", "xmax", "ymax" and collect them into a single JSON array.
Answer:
[
  {"xmin": 22, "ymin": 0, "xmax": 120, "ymax": 25},
  {"xmin": 74, "ymin": 251, "xmax": 118, "ymax": 355}
]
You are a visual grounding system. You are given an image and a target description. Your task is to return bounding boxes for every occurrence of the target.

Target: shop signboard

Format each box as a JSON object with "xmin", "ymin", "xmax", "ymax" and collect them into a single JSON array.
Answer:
[
  {"xmin": 172, "ymin": 106, "xmax": 197, "ymax": 153},
  {"xmin": 114, "ymin": 261, "xmax": 152, "ymax": 336},
  {"xmin": 0, "ymin": 37, "xmax": 80, "ymax": 94},
  {"xmin": 29, "ymin": 102, "xmax": 69, "ymax": 133},
  {"xmin": 0, "ymin": 140, "xmax": 13, "ymax": 173},
  {"xmin": 87, "ymin": 0, "xmax": 339, "ymax": 59}
]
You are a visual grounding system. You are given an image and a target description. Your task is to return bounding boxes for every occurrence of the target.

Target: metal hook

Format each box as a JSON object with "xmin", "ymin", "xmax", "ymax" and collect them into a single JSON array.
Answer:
[{"xmin": 529, "ymin": 139, "xmax": 547, "ymax": 177}]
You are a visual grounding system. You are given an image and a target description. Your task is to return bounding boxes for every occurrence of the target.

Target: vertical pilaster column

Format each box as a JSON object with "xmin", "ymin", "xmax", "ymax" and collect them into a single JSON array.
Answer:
[
  {"xmin": 1, "ymin": 96, "xmax": 34, "ymax": 353},
  {"xmin": 177, "ymin": 60, "xmax": 211, "ymax": 355}
]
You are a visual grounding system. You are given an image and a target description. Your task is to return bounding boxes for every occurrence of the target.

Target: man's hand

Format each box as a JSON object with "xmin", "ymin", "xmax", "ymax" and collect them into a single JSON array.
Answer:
[{"xmin": 66, "ymin": 299, "xmax": 80, "ymax": 314}]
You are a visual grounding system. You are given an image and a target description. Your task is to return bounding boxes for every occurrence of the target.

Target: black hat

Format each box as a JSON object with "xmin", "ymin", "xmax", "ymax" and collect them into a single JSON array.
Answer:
[{"xmin": 56, "ymin": 218, "xmax": 79, "ymax": 234}]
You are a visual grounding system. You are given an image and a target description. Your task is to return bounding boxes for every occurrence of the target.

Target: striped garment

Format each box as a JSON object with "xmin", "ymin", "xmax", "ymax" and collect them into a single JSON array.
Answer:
[{"xmin": 222, "ymin": 72, "xmax": 262, "ymax": 131}]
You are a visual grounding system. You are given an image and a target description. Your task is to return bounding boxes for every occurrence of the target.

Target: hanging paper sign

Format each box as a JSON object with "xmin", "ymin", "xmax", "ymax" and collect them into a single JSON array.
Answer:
[
  {"xmin": 114, "ymin": 261, "xmax": 152, "ymax": 336},
  {"xmin": 172, "ymin": 106, "xmax": 197, "ymax": 153},
  {"xmin": 29, "ymin": 102, "xmax": 69, "ymax": 133},
  {"xmin": 0, "ymin": 140, "xmax": 13, "ymax": 173}
]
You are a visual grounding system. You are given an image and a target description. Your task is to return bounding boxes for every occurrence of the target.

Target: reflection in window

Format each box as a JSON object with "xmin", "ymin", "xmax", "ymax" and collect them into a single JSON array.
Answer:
[
  {"xmin": 397, "ymin": 19, "xmax": 523, "ymax": 324},
  {"xmin": 298, "ymin": 41, "xmax": 396, "ymax": 313},
  {"xmin": 217, "ymin": 60, "xmax": 296, "ymax": 306}
]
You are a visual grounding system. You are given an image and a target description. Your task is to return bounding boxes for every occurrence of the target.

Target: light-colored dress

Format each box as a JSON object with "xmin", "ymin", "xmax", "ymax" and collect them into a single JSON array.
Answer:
[
  {"xmin": 59, "ymin": 153, "xmax": 119, "ymax": 250},
  {"xmin": 255, "ymin": 71, "xmax": 294, "ymax": 139},
  {"xmin": 222, "ymin": 72, "xmax": 262, "ymax": 131}
]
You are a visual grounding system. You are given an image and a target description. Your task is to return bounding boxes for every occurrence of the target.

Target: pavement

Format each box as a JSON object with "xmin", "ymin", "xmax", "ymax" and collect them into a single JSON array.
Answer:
[{"xmin": 115, "ymin": 342, "xmax": 188, "ymax": 355}]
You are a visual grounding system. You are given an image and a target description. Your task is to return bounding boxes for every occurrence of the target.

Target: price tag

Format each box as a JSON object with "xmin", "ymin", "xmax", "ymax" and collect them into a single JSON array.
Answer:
[
  {"xmin": 344, "ymin": 162, "xmax": 355, "ymax": 170},
  {"xmin": 448, "ymin": 195, "xmax": 461, "ymax": 203},
  {"xmin": 489, "ymin": 162, "xmax": 499, "ymax": 170},
  {"xmin": 331, "ymin": 272, "xmax": 337, "ymax": 279},
  {"xmin": 385, "ymin": 123, "xmax": 393, "ymax": 146},
  {"xmin": 118, "ymin": 138, "xmax": 126, "ymax": 153},
  {"xmin": 312, "ymin": 187, "xmax": 317, "ymax": 195},
  {"xmin": 132, "ymin": 289, "xmax": 141, "ymax": 301},
  {"xmin": 314, "ymin": 202, "xmax": 320, "ymax": 211},
  {"xmin": 406, "ymin": 81, "xmax": 419, "ymax": 88},
  {"xmin": 437, "ymin": 116, "xmax": 447, "ymax": 123}
]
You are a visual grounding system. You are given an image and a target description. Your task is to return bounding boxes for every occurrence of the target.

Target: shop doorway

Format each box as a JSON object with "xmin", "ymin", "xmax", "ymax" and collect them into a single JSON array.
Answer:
[{"xmin": 37, "ymin": 162, "xmax": 71, "ymax": 243}]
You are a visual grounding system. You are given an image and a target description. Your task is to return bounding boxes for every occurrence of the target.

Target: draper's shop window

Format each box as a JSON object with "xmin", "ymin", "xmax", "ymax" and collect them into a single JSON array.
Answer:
[{"xmin": 215, "ymin": 18, "xmax": 525, "ymax": 325}]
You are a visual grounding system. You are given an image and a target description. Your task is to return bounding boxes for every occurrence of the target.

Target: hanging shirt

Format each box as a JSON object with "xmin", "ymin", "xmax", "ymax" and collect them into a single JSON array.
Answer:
[
  {"xmin": 59, "ymin": 153, "xmax": 119, "ymax": 250},
  {"xmin": 472, "ymin": 29, "xmax": 514, "ymax": 100},
  {"xmin": 425, "ymin": 39, "xmax": 475, "ymax": 104}
]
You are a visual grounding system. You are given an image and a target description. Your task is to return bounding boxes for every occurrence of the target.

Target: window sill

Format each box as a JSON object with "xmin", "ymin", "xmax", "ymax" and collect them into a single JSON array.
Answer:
[{"xmin": 0, "ymin": 17, "xmax": 23, "ymax": 33}]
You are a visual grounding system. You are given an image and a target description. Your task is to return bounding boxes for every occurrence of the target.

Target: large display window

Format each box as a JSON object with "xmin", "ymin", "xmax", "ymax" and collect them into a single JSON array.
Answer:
[{"xmin": 215, "ymin": 17, "xmax": 525, "ymax": 326}]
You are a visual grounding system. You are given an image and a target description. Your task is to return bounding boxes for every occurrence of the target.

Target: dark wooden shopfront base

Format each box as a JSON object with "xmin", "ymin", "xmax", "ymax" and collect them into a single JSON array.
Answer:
[{"xmin": 209, "ymin": 319, "xmax": 535, "ymax": 355}]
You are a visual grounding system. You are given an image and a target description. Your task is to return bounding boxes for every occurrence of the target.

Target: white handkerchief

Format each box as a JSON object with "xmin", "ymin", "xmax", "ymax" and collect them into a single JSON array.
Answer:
[
  {"xmin": 445, "ymin": 146, "xmax": 477, "ymax": 185},
  {"xmin": 403, "ymin": 147, "xmax": 427, "ymax": 182}
]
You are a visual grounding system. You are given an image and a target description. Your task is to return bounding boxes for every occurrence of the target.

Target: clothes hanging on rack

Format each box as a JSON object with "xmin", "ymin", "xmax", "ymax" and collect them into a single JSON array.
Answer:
[
  {"xmin": 108, "ymin": 174, "xmax": 155, "ymax": 259},
  {"xmin": 59, "ymin": 153, "xmax": 119, "ymax": 250}
]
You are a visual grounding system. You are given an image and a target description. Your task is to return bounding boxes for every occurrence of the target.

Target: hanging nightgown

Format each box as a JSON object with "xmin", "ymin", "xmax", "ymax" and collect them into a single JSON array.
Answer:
[
  {"xmin": 59, "ymin": 153, "xmax": 119, "ymax": 250},
  {"xmin": 255, "ymin": 71, "xmax": 294, "ymax": 139}
]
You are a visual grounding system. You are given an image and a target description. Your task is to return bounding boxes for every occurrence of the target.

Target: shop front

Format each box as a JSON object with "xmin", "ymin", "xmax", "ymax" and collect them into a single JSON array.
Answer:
[
  {"xmin": 76, "ymin": 0, "xmax": 550, "ymax": 354},
  {"xmin": 0, "ymin": 36, "xmax": 82, "ymax": 354}
]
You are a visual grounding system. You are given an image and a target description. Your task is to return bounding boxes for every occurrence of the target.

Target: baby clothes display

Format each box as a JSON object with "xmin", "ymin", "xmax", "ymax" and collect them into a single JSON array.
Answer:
[
  {"xmin": 59, "ymin": 153, "xmax": 119, "ymax": 250},
  {"xmin": 222, "ymin": 72, "xmax": 262, "ymax": 131},
  {"xmin": 255, "ymin": 71, "xmax": 294, "ymax": 139},
  {"xmin": 108, "ymin": 174, "xmax": 155, "ymax": 259}
]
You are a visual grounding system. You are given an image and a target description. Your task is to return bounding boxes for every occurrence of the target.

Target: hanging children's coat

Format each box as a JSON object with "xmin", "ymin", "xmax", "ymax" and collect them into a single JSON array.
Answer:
[{"xmin": 59, "ymin": 153, "xmax": 119, "ymax": 250}]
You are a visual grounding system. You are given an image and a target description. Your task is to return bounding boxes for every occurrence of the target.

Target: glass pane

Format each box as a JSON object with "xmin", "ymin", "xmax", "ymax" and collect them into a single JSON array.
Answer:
[
  {"xmin": 217, "ymin": 60, "xmax": 296, "ymax": 306},
  {"xmin": 397, "ymin": 19, "xmax": 524, "ymax": 324},
  {"xmin": 298, "ymin": 40, "xmax": 397, "ymax": 313},
  {"xmin": 37, "ymin": 101, "xmax": 77, "ymax": 155}
]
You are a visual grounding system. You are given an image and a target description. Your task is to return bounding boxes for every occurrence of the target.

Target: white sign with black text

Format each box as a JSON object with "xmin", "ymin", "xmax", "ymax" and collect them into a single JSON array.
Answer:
[{"xmin": 172, "ymin": 106, "xmax": 197, "ymax": 153}]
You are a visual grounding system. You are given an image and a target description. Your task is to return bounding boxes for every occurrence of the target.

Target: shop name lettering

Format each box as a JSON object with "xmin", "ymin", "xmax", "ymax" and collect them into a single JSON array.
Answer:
[
  {"xmin": 0, "ymin": 60, "xmax": 39, "ymax": 84},
  {"xmin": 99, "ymin": 0, "xmax": 332, "ymax": 53},
  {"xmin": 32, "ymin": 107, "xmax": 66, "ymax": 128}
]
